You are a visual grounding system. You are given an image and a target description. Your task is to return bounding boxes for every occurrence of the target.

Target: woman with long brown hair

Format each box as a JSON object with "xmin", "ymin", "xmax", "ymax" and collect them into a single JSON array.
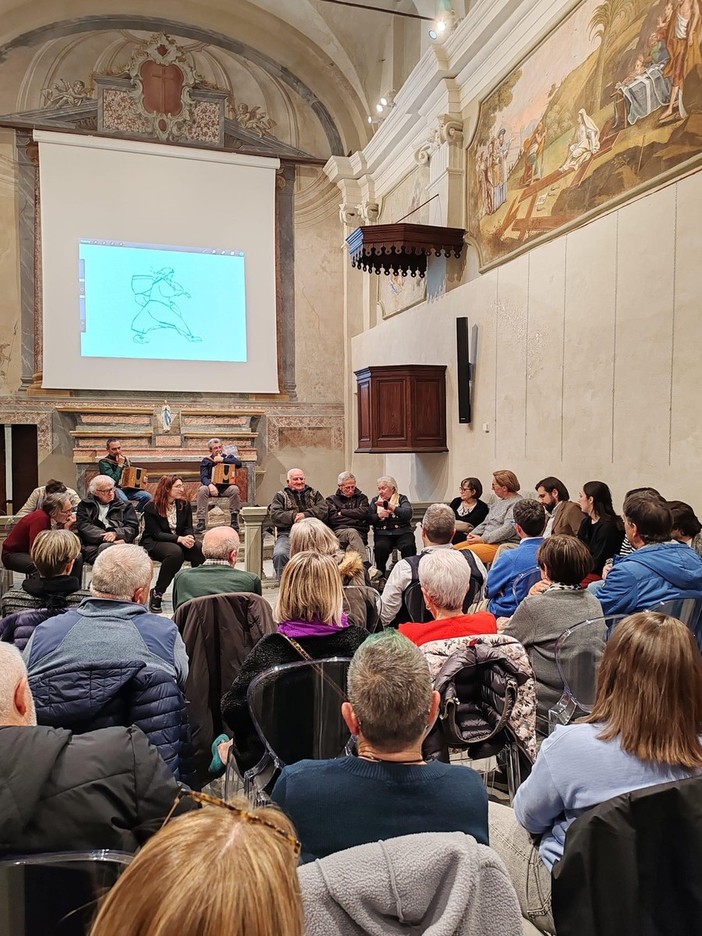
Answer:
[
  {"xmin": 89, "ymin": 796, "xmax": 303, "ymax": 936},
  {"xmin": 141, "ymin": 475, "xmax": 204, "ymax": 612},
  {"xmin": 489, "ymin": 611, "xmax": 702, "ymax": 933}
]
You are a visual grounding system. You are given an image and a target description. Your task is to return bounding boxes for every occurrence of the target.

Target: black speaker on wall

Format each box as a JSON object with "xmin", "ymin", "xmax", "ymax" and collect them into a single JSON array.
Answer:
[{"xmin": 456, "ymin": 317, "xmax": 471, "ymax": 424}]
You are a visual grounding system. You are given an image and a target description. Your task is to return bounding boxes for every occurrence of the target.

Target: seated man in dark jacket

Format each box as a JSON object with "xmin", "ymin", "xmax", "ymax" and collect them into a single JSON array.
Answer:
[
  {"xmin": 326, "ymin": 471, "xmax": 370, "ymax": 558},
  {"xmin": 0, "ymin": 643, "xmax": 186, "ymax": 855},
  {"xmin": 76, "ymin": 475, "xmax": 139, "ymax": 564}
]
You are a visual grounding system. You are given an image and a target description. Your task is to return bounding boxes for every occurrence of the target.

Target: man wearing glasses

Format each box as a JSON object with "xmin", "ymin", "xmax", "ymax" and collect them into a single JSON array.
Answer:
[
  {"xmin": 76, "ymin": 475, "xmax": 139, "ymax": 564},
  {"xmin": 326, "ymin": 471, "xmax": 370, "ymax": 557}
]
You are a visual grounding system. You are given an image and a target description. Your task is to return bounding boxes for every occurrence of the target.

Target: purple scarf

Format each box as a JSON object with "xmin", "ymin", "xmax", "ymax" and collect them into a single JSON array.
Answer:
[{"xmin": 277, "ymin": 613, "xmax": 349, "ymax": 639}]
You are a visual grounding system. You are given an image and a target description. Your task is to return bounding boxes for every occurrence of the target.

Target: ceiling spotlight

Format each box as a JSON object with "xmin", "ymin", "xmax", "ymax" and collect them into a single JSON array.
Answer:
[
  {"xmin": 380, "ymin": 96, "xmax": 388, "ymax": 107},
  {"xmin": 428, "ymin": 27, "xmax": 438, "ymax": 39},
  {"xmin": 367, "ymin": 115, "xmax": 373, "ymax": 124},
  {"xmin": 437, "ymin": 18, "xmax": 447, "ymax": 32},
  {"xmin": 376, "ymin": 102, "xmax": 384, "ymax": 113}
]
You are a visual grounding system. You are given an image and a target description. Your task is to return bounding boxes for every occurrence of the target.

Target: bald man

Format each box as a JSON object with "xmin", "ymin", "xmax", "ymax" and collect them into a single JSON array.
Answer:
[
  {"xmin": 171, "ymin": 526, "xmax": 262, "ymax": 611},
  {"xmin": 0, "ymin": 643, "xmax": 182, "ymax": 855}
]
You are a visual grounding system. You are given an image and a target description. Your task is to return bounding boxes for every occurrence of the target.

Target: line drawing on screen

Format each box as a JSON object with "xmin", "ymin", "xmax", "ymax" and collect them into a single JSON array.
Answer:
[
  {"xmin": 131, "ymin": 267, "xmax": 201, "ymax": 344},
  {"xmin": 79, "ymin": 241, "xmax": 247, "ymax": 363}
]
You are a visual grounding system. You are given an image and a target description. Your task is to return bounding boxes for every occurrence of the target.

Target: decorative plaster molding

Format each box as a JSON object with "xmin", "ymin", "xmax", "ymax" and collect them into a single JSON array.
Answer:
[
  {"xmin": 267, "ymin": 414, "xmax": 344, "ymax": 451},
  {"xmin": 339, "ymin": 203, "xmax": 361, "ymax": 228},
  {"xmin": 357, "ymin": 200, "xmax": 380, "ymax": 224}
]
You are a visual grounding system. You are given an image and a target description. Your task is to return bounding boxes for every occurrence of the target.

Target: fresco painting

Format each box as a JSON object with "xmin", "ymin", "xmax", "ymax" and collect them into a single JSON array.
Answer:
[{"xmin": 468, "ymin": 0, "xmax": 702, "ymax": 267}]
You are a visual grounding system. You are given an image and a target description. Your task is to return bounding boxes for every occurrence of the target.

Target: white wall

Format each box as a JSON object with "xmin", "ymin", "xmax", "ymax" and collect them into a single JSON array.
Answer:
[{"xmin": 350, "ymin": 170, "xmax": 702, "ymax": 510}]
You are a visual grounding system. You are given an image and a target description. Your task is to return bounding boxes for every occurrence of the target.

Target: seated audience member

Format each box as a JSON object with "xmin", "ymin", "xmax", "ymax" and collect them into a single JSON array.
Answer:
[
  {"xmin": 326, "ymin": 471, "xmax": 370, "ymax": 557},
  {"xmin": 484, "ymin": 499, "xmax": 546, "ymax": 618},
  {"xmin": 99, "ymin": 436, "xmax": 152, "ymax": 513},
  {"xmin": 142, "ymin": 475, "xmax": 205, "ymax": 613},
  {"xmin": 2, "ymin": 491, "xmax": 78, "ymax": 576},
  {"xmin": 76, "ymin": 474, "xmax": 139, "ymax": 564},
  {"xmin": 24, "ymin": 543, "xmax": 189, "ymax": 689},
  {"xmin": 271, "ymin": 629, "xmax": 489, "ymax": 863},
  {"xmin": 0, "ymin": 643, "xmax": 184, "ymax": 855},
  {"xmin": 172, "ymin": 526, "xmax": 261, "ymax": 611},
  {"xmin": 668, "ymin": 499, "xmax": 702, "ymax": 557},
  {"xmin": 89, "ymin": 799, "xmax": 303, "ymax": 936},
  {"xmin": 368, "ymin": 476, "xmax": 416, "ymax": 581},
  {"xmin": 598, "ymin": 493, "xmax": 702, "ymax": 617},
  {"xmin": 290, "ymin": 517, "xmax": 366, "ymax": 586},
  {"xmin": 399, "ymin": 549, "xmax": 496, "ymax": 646},
  {"xmin": 0, "ymin": 530, "xmax": 90, "ymax": 649},
  {"xmin": 448, "ymin": 477, "xmax": 489, "ymax": 544},
  {"xmin": 576, "ymin": 481, "xmax": 625, "ymax": 576},
  {"xmin": 195, "ymin": 436, "xmax": 242, "ymax": 533},
  {"xmin": 535, "ymin": 476, "xmax": 583, "ymax": 536},
  {"xmin": 458, "ymin": 470, "xmax": 523, "ymax": 565},
  {"xmin": 502, "ymin": 536, "xmax": 602, "ymax": 731},
  {"xmin": 15, "ymin": 478, "xmax": 80, "ymax": 519},
  {"xmin": 616, "ymin": 487, "xmax": 665, "ymax": 556},
  {"xmin": 221, "ymin": 552, "xmax": 367, "ymax": 775},
  {"xmin": 270, "ymin": 468, "xmax": 328, "ymax": 580},
  {"xmin": 381, "ymin": 503, "xmax": 485, "ymax": 627},
  {"xmin": 489, "ymin": 612, "xmax": 702, "ymax": 934}
]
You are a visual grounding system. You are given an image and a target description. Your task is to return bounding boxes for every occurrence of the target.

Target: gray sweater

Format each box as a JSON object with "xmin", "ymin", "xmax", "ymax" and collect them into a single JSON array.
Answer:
[
  {"xmin": 503, "ymin": 587, "xmax": 602, "ymax": 729},
  {"xmin": 299, "ymin": 831, "xmax": 524, "ymax": 936},
  {"xmin": 471, "ymin": 494, "xmax": 523, "ymax": 545}
]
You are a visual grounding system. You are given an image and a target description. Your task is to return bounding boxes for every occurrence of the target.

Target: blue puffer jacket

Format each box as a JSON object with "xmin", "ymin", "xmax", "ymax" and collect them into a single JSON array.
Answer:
[
  {"xmin": 599, "ymin": 542, "xmax": 702, "ymax": 617},
  {"xmin": 1, "ymin": 608, "xmax": 57, "ymax": 652},
  {"xmin": 29, "ymin": 660, "xmax": 198, "ymax": 787}
]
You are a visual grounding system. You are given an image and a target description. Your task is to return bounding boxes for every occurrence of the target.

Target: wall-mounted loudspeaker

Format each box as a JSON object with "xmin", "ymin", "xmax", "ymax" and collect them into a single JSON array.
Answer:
[{"xmin": 456, "ymin": 317, "xmax": 471, "ymax": 424}]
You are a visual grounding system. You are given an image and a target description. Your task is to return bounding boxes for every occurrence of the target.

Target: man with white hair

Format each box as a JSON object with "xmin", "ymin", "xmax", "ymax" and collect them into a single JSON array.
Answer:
[
  {"xmin": 24, "ymin": 543, "xmax": 188, "ymax": 688},
  {"xmin": 171, "ymin": 526, "xmax": 262, "ymax": 610},
  {"xmin": 380, "ymin": 503, "xmax": 486, "ymax": 627},
  {"xmin": 398, "ymin": 549, "xmax": 497, "ymax": 646},
  {"xmin": 326, "ymin": 471, "xmax": 370, "ymax": 557},
  {"xmin": 195, "ymin": 437, "xmax": 242, "ymax": 533},
  {"xmin": 0, "ymin": 643, "xmax": 184, "ymax": 855},
  {"xmin": 76, "ymin": 474, "xmax": 139, "ymax": 563},
  {"xmin": 269, "ymin": 468, "xmax": 328, "ymax": 579}
]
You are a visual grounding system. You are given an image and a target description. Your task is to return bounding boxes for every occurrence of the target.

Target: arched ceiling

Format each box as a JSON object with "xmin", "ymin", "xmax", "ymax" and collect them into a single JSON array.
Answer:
[{"xmin": 0, "ymin": 0, "xmax": 441, "ymax": 153}]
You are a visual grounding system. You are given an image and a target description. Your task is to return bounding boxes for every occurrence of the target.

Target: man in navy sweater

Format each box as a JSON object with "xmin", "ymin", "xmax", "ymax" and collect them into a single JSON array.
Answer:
[
  {"xmin": 196, "ymin": 437, "xmax": 242, "ymax": 533},
  {"xmin": 270, "ymin": 630, "xmax": 488, "ymax": 863}
]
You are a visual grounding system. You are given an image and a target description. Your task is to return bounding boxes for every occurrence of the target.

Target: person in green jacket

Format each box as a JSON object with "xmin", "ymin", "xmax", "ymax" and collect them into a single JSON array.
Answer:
[{"xmin": 172, "ymin": 526, "xmax": 261, "ymax": 611}]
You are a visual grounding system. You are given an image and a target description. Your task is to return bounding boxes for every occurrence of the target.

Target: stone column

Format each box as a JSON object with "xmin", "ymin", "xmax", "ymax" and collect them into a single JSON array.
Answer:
[{"xmin": 241, "ymin": 505, "xmax": 268, "ymax": 578}]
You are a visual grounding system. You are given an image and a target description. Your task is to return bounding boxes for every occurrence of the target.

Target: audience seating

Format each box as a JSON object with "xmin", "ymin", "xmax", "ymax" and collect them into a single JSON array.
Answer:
[
  {"xmin": 342, "ymin": 584, "xmax": 383, "ymax": 632},
  {"xmin": 240, "ymin": 657, "xmax": 353, "ymax": 804},
  {"xmin": 173, "ymin": 591, "xmax": 276, "ymax": 782},
  {"xmin": 548, "ymin": 615, "xmax": 626, "ymax": 733},
  {"xmin": 0, "ymin": 850, "xmax": 132, "ymax": 936},
  {"xmin": 648, "ymin": 596, "xmax": 702, "ymax": 651},
  {"xmin": 420, "ymin": 634, "xmax": 536, "ymax": 801},
  {"xmin": 510, "ymin": 567, "xmax": 543, "ymax": 606},
  {"xmin": 552, "ymin": 775, "xmax": 702, "ymax": 936}
]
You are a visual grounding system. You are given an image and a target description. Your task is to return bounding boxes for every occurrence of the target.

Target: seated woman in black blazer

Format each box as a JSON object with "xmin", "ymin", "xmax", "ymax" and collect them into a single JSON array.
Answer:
[{"xmin": 142, "ymin": 475, "xmax": 205, "ymax": 612}]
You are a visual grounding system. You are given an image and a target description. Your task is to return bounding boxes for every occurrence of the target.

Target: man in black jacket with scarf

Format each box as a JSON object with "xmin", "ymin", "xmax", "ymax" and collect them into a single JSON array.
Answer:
[
  {"xmin": 269, "ymin": 468, "xmax": 328, "ymax": 579},
  {"xmin": 0, "ymin": 643, "xmax": 184, "ymax": 855}
]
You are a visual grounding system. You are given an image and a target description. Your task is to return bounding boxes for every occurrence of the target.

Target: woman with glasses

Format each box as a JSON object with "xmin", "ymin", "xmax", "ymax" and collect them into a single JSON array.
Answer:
[
  {"xmin": 2, "ymin": 490, "xmax": 79, "ymax": 577},
  {"xmin": 448, "ymin": 477, "xmax": 489, "ymax": 544},
  {"xmin": 141, "ymin": 475, "xmax": 205, "ymax": 613},
  {"xmin": 89, "ymin": 794, "xmax": 303, "ymax": 936}
]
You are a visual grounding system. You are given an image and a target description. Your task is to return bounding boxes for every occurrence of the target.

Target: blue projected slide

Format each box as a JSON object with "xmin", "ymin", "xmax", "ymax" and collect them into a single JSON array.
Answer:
[{"xmin": 79, "ymin": 241, "xmax": 247, "ymax": 363}]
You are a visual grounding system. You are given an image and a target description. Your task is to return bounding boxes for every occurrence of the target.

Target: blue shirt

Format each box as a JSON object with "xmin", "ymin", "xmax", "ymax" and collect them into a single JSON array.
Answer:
[
  {"xmin": 271, "ymin": 755, "xmax": 488, "ymax": 863},
  {"xmin": 513, "ymin": 723, "xmax": 702, "ymax": 870},
  {"xmin": 486, "ymin": 537, "xmax": 543, "ymax": 617}
]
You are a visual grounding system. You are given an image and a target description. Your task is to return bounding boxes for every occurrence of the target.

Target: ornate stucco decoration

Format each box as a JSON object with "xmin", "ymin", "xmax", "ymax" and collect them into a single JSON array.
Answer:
[{"xmin": 126, "ymin": 33, "xmax": 198, "ymax": 141}]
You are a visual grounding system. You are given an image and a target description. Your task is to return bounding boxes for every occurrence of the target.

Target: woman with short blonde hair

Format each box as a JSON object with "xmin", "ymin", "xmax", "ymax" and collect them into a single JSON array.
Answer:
[
  {"xmin": 90, "ymin": 799, "xmax": 303, "ymax": 936},
  {"xmin": 220, "ymin": 551, "xmax": 367, "ymax": 777}
]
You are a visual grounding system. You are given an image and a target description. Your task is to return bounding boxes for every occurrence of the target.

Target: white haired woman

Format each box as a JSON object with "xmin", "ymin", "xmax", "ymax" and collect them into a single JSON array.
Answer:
[{"xmin": 368, "ymin": 476, "xmax": 416, "ymax": 581}]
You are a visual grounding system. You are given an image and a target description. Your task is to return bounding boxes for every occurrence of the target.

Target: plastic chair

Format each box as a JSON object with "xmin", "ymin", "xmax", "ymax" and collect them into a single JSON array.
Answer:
[
  {"xmin": 0, "ymin": 850, "xmax": 132, "ymax": 936},
  {"xmin": 647, "ymin": 597, "xmax": 702, "ymax": 651},
  {"xmin": 510, "ymin": 567, "xmax": 543, "ymax": 606},
  {"xmin": 243, "ymin": 657, "xmax": 353, "ymax": 803},
  {"xmin": 548, "ymin": 615, "xmax": 626, "ymax": 732},
  {"xmin": 343, "ymin": 585, "xmax": 383, "ymax": 632}
]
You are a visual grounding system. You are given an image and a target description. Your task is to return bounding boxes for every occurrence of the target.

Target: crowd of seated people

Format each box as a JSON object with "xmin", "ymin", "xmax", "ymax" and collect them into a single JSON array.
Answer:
[{"xmin": 2, "ymin": 464, "xmax": 702, "ymax": 936}]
